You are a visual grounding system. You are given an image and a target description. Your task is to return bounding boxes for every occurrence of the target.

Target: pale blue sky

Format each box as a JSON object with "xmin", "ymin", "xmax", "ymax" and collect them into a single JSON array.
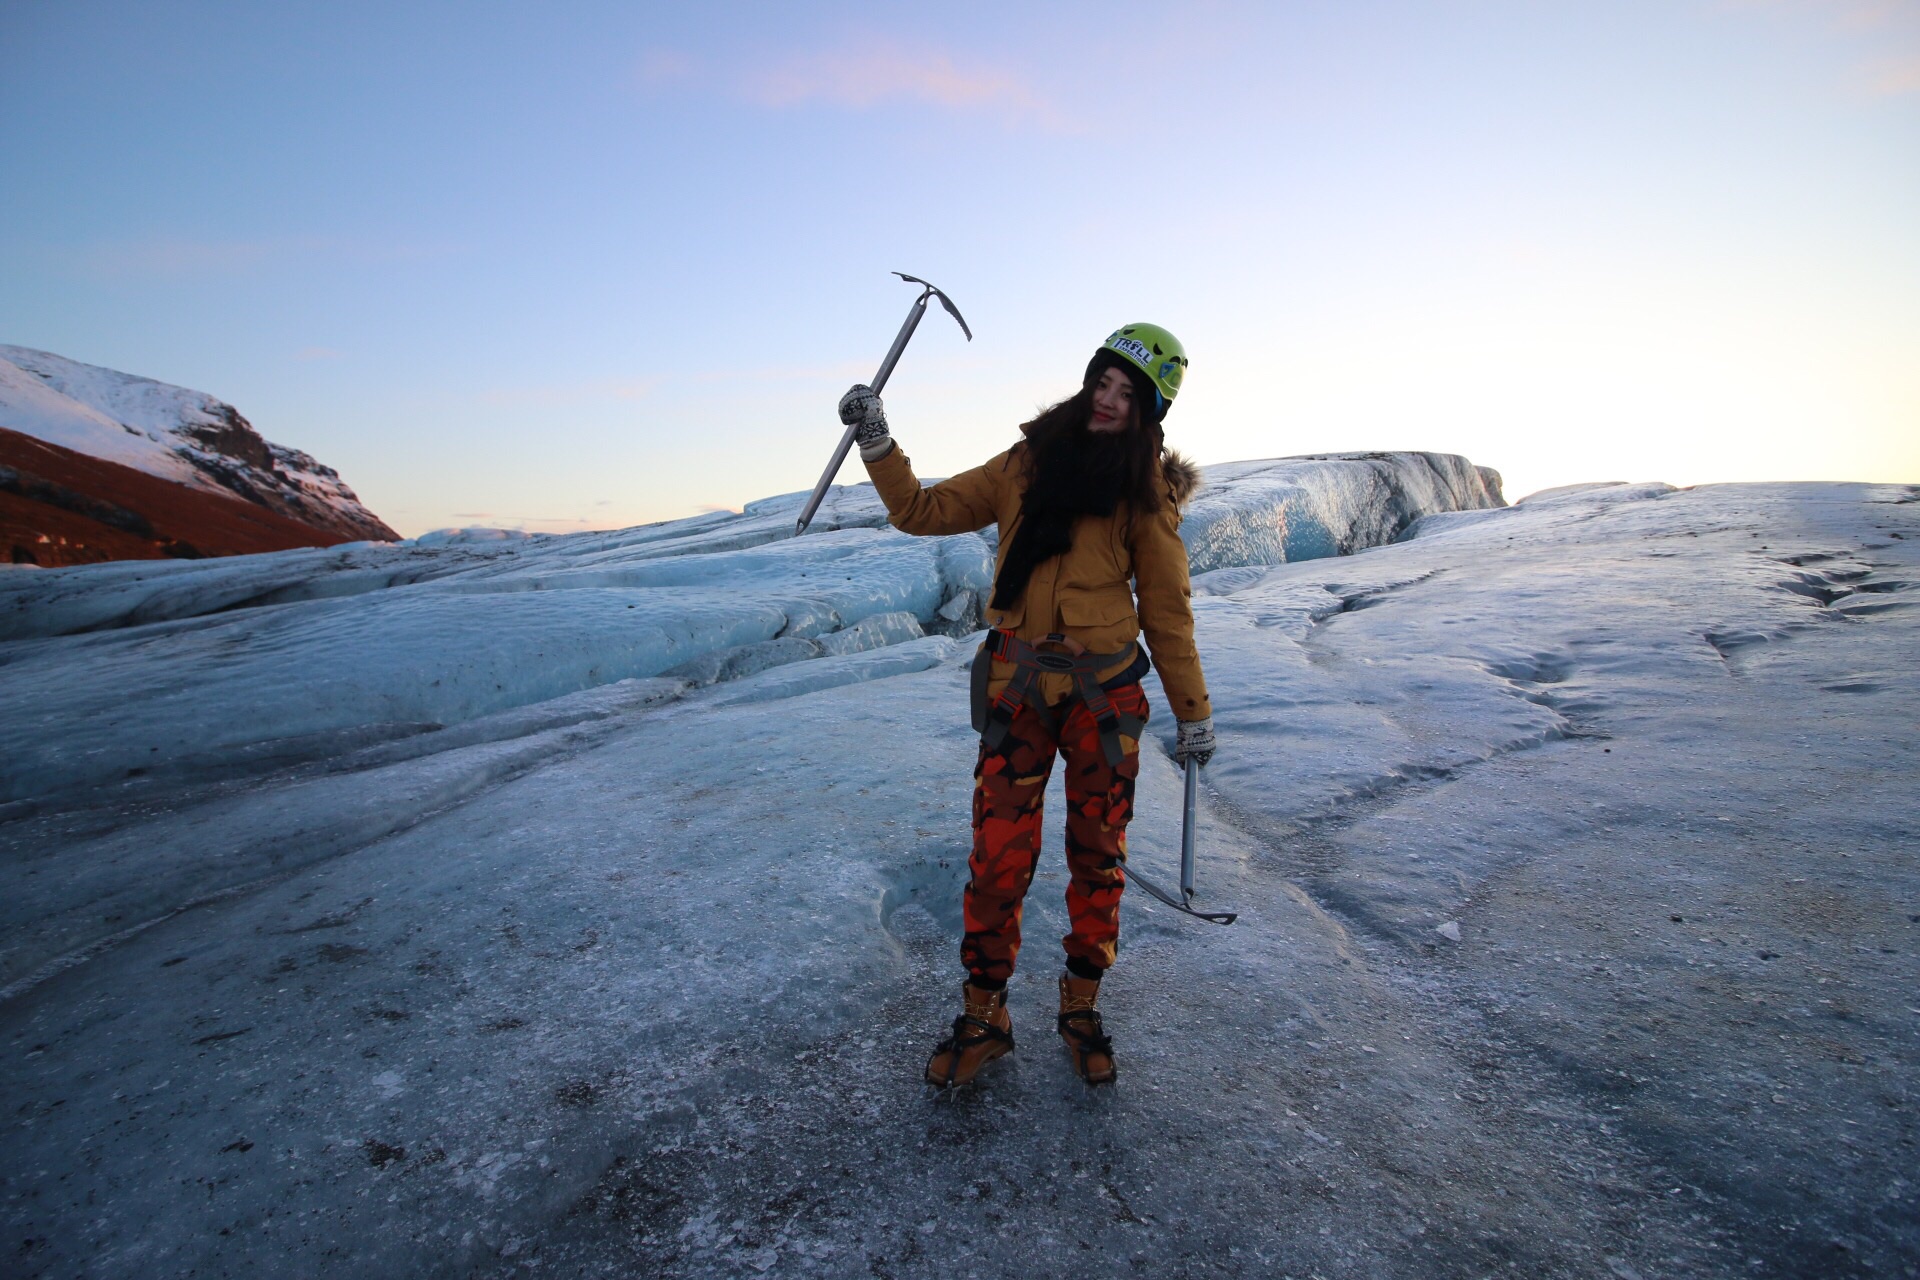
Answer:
[{"xmin": 3, "ymin": 1, "xmax": 1915, "ymax": 535}]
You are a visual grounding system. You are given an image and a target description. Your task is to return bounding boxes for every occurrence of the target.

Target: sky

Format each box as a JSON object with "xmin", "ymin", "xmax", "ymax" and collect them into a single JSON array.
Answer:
[{"xmin": 2, "ymin": 0, "xmax": 1916, "ymax": 537}]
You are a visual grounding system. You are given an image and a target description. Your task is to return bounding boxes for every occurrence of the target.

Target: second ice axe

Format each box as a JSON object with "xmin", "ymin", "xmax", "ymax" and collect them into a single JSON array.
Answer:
[
  {"xmin": 1127, "ymin": 758, "xmax": 1238, "ymax": 926},
  {"xmin": 794, "ymin": 272, "xmax": 971, "ymax": 536}
]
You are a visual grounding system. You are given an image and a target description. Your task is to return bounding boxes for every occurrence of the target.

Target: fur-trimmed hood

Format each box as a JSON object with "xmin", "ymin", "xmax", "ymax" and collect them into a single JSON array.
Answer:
[{"xmin": 1161, "ymin": 448, "xmax": 1201, "ymax": 512}]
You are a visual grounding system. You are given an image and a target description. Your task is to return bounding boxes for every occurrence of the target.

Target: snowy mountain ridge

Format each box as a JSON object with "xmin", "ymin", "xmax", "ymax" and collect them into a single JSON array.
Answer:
[{"xmin": 0, "ymin": 344, "xmax": 396, "ymax": 544}]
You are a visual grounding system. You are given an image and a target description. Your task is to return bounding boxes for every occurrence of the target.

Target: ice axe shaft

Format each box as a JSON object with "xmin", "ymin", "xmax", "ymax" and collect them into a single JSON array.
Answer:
[
  {"xmin": 794, "ymin": 302, "xmax": 923, "ymax": 534},
  {"xmin": 1181, "ymin": 755, "xmax": 1200, "ymax": 899},
  {"xmin": 1127, "ymin": 757, "xmax": 1237, "ymax": 926},
  {"xmin": 794, "ymin": 273, "xmax": 971, "ymax": 536}
]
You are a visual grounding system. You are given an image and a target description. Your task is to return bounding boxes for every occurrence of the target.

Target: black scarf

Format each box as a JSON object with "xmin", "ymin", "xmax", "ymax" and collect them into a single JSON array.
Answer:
[{"xmin": 991, "ymin": 425, "xmax": 1132, "ymax": 611}]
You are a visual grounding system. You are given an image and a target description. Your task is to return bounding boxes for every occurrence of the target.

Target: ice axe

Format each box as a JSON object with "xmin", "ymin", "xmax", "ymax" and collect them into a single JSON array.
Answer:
[
  {"xmin": 794, "ymin": 272, "xmax": 971, "ymax": 536},
  {"xmin": 1127, "ymin": 758, "xmax": 1238, "ymax": 925}
]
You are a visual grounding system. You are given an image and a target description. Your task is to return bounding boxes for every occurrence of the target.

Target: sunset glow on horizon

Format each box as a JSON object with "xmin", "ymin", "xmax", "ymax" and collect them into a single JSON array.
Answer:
[{"xmin": 2, "ymin": 2, "xmax": 1914, "ymax": 535}]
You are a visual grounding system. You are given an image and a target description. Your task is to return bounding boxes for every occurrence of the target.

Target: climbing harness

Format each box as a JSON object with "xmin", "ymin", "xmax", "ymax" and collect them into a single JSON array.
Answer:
[{"xmin": 970, "ymin": 629, "xmax": 1149, "ymax": 767}]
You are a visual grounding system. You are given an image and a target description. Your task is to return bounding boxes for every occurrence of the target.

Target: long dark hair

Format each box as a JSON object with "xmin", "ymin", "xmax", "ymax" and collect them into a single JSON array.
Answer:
[
  {"xmin": 1016, "ymin": 376, "xmax": 1166, "ymax": 518},
  {"xmin": 989, "ymin": 369, "xmax": 1168, "ymax": 610}
]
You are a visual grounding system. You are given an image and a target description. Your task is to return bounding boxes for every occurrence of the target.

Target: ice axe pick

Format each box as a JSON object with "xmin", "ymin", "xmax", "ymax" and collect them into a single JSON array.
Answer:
[{"xmin": 794, "ymin": 272, "xmax": 971, "ymax": 536}]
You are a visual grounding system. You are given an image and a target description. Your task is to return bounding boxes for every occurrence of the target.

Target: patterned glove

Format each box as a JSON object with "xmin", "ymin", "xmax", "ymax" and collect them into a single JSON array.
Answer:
[
  {"xmin": 1174, "ymin": 716, "xmax": 1216, "ymax": 767},
  {"xmin": 838, "ymin": 384, "xmax": 893, "ymax": 462}
]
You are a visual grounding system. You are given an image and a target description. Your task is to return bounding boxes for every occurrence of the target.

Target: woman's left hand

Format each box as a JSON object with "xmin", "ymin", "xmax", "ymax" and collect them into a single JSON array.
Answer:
[
  {"xmin": 1174, "ymin": 716, "xmax": 1216, "ymax": 767},
  {"xmin": 838, "ymin": 384, "xmax": 893, "ymax": 460}
]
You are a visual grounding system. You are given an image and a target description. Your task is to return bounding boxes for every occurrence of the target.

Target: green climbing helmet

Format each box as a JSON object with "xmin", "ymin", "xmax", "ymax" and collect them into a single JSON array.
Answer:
[{"xmin": 1100, "ymin": 323, "xmax": 1188, "ymax": 405}]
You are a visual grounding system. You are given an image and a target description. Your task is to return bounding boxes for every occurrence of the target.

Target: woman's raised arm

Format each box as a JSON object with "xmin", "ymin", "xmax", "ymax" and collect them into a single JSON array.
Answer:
[
  {"xmin": 844, "ymin": 383, "xmax": 1007, "ymax": 536},
  {"xmin": 864, "ymin": 444, "xmax": 1008, "ymax": 537}
]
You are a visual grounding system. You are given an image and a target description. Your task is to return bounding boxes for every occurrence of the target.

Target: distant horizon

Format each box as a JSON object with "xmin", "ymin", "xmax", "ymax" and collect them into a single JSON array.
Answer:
[
  {"xmin": 3, "ymin": 1, "xmax": 1915, "ymax": 537},
  {"xmin": 3, "ymin": 332, "xmax": 1912, "ymax": 542}
]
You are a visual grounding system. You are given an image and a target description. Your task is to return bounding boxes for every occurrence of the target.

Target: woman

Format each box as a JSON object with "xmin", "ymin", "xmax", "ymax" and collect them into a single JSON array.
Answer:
[{"xmin": 838, "ymin": 323, "xmax": 1215, "ymax": 1088}]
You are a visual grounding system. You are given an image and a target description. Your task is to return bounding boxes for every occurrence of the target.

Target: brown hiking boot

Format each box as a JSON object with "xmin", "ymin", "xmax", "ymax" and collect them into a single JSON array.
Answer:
[
  {"xmin": 925, "ymin": 982, "xmax": 1014, "ymax": 1088},
  {"xmin": 1057, "ymin": 973, "xmax": 1116, "ymax": 1085}
]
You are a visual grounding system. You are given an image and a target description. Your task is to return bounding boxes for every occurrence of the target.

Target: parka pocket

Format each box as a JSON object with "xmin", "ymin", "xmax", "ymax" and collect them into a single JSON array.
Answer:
[
  {"xmin": 1059, "ymin": 588, "xmax": 1136, "ymax": 628},
  {"xmin": 1058, "ymin": 587, "xmax": 1141, "ymax": 653}
]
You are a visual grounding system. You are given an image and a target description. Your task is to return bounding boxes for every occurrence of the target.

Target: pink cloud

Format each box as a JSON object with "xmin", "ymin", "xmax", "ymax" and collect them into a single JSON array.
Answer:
[
  {"xmin": 689, "ymin": 358, "xmax": 874, "ymax": 385},
  {"xmin": 638, "ymin": 48, "xmax": 698, "ymax": 88},
  {"xmin": 78, "ymin": 236, "xmax": 454, "ymax": 281},
  {"xmin": 1720, "ymin": 0, "xmax": 1920, "ymax": 96},
  {"xmin": 1863, "ymin": 51, "xmax": 1920, "ymax": 92},
  {"xmin": 1721, "ymin": 0, "xmax": 1918, "ymax": 24},
  {"xmin": 640, "ymin": 41, "xmax": 1071, "ymax": 129},
  {"xmin": 83, "ymin": 237, "xmax": 285, "ymax": 277},
  {"xmin": 1827, "ymin": 0, "xmax": 1919, "ymax": 29},
  {"xmin": 476, "ymin": 379, "xmax": 655, "ymax": 407}
]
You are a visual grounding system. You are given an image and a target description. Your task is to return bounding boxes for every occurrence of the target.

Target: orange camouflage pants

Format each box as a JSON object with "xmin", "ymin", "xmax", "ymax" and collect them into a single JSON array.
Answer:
[{"xmin": 961, "ymin": 683, "xmax": 1149, "ymax": 986}]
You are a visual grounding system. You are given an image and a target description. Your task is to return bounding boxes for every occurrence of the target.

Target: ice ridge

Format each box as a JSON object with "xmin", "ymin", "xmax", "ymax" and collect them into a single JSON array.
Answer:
[{"xmin": 0, "ymin": 452, "xmax": 1498, "ymax": 808}]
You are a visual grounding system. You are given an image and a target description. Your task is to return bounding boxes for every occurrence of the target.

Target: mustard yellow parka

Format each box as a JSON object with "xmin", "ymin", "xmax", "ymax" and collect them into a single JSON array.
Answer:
[{"xmin": 863, "ymin": 441, "xmax": 1211, "ymax": 724}]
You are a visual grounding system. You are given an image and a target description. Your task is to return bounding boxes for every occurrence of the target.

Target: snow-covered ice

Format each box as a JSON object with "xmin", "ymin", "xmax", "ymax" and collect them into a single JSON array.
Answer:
[
  {"xmin": 2, "ymin": 463, "xmax": 1915, "ymax": 1279},
  {"xmin": 0, "ymin": 452, "xmax": 1462, "ymax": 809},
  {"xmin": 1181, "ymin": 450, "xmax": 1502, "ymax": 572}
]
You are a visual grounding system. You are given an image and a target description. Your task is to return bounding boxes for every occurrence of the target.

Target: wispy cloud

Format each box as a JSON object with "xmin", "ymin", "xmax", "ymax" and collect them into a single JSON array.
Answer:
[
  {"xmin": 1721, "ymin": 0, "xmax": 1920, "ymax": 94},
  {"xmin": 449, "ymin": 512, "xmax": 601, "ymax": 532},
  {"xmin": 476, "ymin": 379, "xmax": 655, "ymax": 407},
  {"xmin": 1822, "ymin": 0, "xmax": 1919, "ymax": 29},
  {"xmin": 1721, "ymin": 0, "xmax": 1918, "ymax": 23},
  {"xmin": 689, "ymin": 358, "xmax": 874, "ymax": 385},
  {"xmin": 1863, "ymin": 51, "xmax": 1920, "ymax": 93},
  {"xmin": 746, "ymin": 40, "xmax": 1057, "ymax": 119},
  {"xmin": 83, "ymin": 237, "xmax": 289, "ymax": 277},
  {"xmin": 639, "ymin": 40, "xmax": 1073, "ymax": 130},
  {"xmin": 77, "ymin": 236, "xmax": 455, "ymax": 281},
  {"xmin": 638, "ymin": 48, "xmax": 699, "ymax": 88}
]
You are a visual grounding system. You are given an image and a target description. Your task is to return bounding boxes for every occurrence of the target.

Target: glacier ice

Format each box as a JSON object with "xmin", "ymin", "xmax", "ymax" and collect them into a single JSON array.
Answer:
[
  {"xmin": 1182, "ymin": 450, "xmax": 1503, "ymax": 572},
  {"xmin": 0, "ymin": 452, "xmax": 1500, "ymax": 806},
  {"xmin": 3, "ymin": 460, "xmax": 1915, "ymax": 1278}
]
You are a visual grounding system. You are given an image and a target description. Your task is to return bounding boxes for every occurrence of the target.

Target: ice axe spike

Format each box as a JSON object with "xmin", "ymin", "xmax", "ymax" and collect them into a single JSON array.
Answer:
[{"xmin": 794, "ymin": 272, "xmax": 971, "ymax": 536}]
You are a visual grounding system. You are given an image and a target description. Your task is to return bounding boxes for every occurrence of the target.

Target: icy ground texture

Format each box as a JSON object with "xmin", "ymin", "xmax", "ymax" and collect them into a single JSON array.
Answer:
[
  {"xmin": 0, "ymin": 345, "xmax": 394, "ymax": 540},
  {"xmin": 0, "ymin": 451, "xmax": 1496, "ymax": 811},
  {"xmin": 4, "ymin": 480, "xmax": 1916, "ymax": 1279}
]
